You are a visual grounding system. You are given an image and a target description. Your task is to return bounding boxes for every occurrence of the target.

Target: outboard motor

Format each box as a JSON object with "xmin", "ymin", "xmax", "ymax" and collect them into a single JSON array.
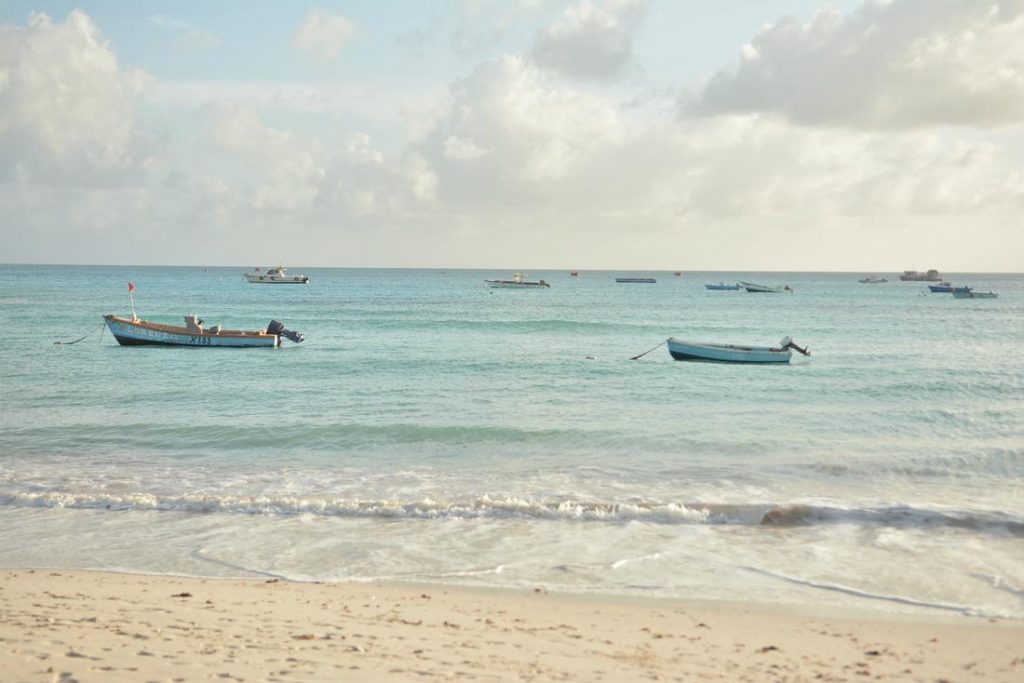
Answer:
[{"xmin": 267, "ymin": 320, "xmax": 304, "ymax": 344}]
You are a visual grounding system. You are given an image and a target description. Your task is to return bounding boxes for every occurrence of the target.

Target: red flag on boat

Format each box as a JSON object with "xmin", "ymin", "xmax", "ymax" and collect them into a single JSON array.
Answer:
[{"xmin": 128, "ymin": 282, "xmax": 135, "ymax": 293}]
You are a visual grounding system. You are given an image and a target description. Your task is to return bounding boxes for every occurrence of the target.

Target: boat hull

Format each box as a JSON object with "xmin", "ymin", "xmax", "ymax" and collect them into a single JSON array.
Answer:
[
  {"xmin": 244, "ymin": 274, "xmax": 309, "ymax": 284},
  {"xmin": 667, "ymin": 338, "xmax": 792, "ymax": 363},
  {"xmin": 485, "ymin": 280, "xmax": 549, "ymax": 289},
  {"xmin": 952, "ymin": 290, "xmax": 997, "ymax": 299},
  {"xmin": 738, "ymin": 282, "xmax": 791, "ymax": 294},
  {"xmin": 103, "ymin": 315, "xmax": 279, "ymax": 348},
  {"xmin": 705, "ymin": 283, "xmax": 740, "ymax": 290},
  {"xmin": 928, "ymin": 283, "xmax": 954, "ymax": 293},
  {"xmin": 616, "ymin": 278, "xmax": 657, "ymax": 283}
]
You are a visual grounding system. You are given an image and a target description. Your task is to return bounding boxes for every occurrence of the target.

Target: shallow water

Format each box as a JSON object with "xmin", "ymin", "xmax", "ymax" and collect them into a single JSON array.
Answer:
[{"xmin": 1, "ymin": 265, "xmax": 1022, "ymax": 617}]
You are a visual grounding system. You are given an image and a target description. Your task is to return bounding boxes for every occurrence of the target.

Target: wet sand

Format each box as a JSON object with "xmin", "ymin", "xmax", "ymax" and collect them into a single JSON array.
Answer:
[{"xmin": 1, "ymin": 569, "xmax": 1021, "ymax": 682}]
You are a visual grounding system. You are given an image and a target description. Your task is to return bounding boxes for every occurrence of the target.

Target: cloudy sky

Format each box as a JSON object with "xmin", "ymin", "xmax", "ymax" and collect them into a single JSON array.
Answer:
[{"xmin": 1, "ymin": 0, "xmax": 1022, "ymax": 271}]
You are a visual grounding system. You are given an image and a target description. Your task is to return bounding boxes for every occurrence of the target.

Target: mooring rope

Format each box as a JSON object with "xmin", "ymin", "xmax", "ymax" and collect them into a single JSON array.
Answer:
[
  {"xmin": 54, "ymin": 322, "xmax": 105, "ymax": 346},
  {"xmin": 629, "ymin": 340, "xmax": 665, "ymax": 360}
]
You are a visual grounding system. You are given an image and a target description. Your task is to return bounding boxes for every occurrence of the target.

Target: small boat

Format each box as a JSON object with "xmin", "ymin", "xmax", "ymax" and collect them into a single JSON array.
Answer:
[
  {"xmin": 667, "ymin": 336, "xmax": 810, "ymax": 364},
  {"xmin": 103, "ymin": 314, "xmax": 304, "ymax": 347},
  {"xmin": 859, "ymin": 276, "xmax": 887, "ymax": 284},
  {"xmin": 485, "ymin": 272, "xmax": 550, "ymax": 289},
  {"xmin": 899, "ymin": 269, "xmax": 942, "ymax": 282},
  {"xmin": 739, "ymin": 281, "xmax": 792, "ymax": 294},
  {"xmin": 952, "ymin": 288, "xmax": 998, "ymax": 299},
  {"xmin": 674, "ymin": 272, "xmax": 683, "ymax": 277},
  {"xmin": 928, "ymin": 282, "xmax": 954, "ymax": 293},
  {"xmin": 616, "ymin": 277, "xmax": 657, "ymax": 283},
  {"xmin": 570, "ymin": 271, "xmax": 579, "ymax": 277},
  {"xmin": 705, "ymin": 282, "xmax": 741, "ymax": 290},
  {"xmin": 244, "ymin": 264, "xmax": 309, "ymax": 284}
]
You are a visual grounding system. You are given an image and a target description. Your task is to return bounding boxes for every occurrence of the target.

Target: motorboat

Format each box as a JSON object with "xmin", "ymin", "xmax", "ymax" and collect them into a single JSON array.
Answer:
[
  {"xmin": 739, "ymin": 281, "xmax": 792, "ymax": 294},
  {"xmin": 244, "ymin": 264, "xmax": 310, "ymax": 284},
  {"xmin": 858, "ymin": 276, "xmax": 887, "ymax": 284},
  {"xmin": 952, "ymin": 288, "xmax": 998, "ymax": 299},
  {"xmin": 103, "ymin": 314, "xmax": 304, "ymax": 347},
  {"xmin": 485, "ymin": 272, "xmax": 550, "ymax": 289},
  {"xmin": 705, "ymin": 282, "xmax": 741, "ymax": 290},
  {"xmin": 666, "ymin": 336, "xmax": 809, "ymax": 364},
  {"xmin": 615, "ymin": 277, "xmax": 657, "ymax": 283},
  {"xmin": 928, "ymin": 282, "xmax": 955, "ymax": 293}
]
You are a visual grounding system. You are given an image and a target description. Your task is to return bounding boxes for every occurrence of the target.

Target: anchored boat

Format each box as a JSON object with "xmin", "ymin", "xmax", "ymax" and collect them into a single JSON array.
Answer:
[
  {"xmin": 739, "ymin": 281, "xmax": 792, "ymax": 294},
  {"xmin": 705, "ymin": 282, "xmax": 741, "ymax": 290},
  {"xmin": 485, "ymin": 272, "xmax": 550, "ymax": 289},
  {"xmin": 952, "ymin": 288, "xmax": 998, "ymax": 299},
  {"xmin": 667, "ymin": 336, "xmax": 810, "ymax": 364},
  {"xmin": 244, "ymin": 264, "xmax": 309, "ymax": 284},
  {"xmin": 103, "ymin": 314, "xmax": 304, "ymax": 347},
  {"xmin": 899, "ymin": 269, "xmax": 942, "ymax": 282},
  {"xmin": 859, "ymin": 276, "xmax": 887, "ymax": 284},
  {"xmin": 615, "ymin": 277, "xmax": 657, "ymax": 284}
]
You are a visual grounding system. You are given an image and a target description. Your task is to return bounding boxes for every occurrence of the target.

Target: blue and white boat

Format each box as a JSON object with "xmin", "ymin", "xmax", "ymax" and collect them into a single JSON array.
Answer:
[
  {"xmin": 952, "ymin": 288, "xmax": 998, "ymax": 299},
  {"xmin": 928, "ymin": 282, "xmax": 954, "ymax": 293},
  {"xmin": 103, "ymin": 314, "xmax": 304, "ymax": 347},
  {"xmin": 666, "ymin": 336, "xmax": 809, "ymax": 364},
  {"xmin": 244, "ymin": 264, "xmax": 309, "ymax": 284},
  {"xmin": 705, "ymin": 282, "xmax": 741, "ymax": 290}
]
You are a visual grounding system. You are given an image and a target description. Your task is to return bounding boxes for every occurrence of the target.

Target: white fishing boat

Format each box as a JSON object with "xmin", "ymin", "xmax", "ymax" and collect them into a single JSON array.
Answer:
[
  {"xmin": 666, "ymin": 336, "xmax": 809, "ymax": 364},
  {"xmin": 244, "ymin": 264, "xmax": 309, "ymax": 284},
  {"xmin": 739, "ymin": 281, "xmax": 792, "ymax": 294},
  {"xmin": 103, "ymin": 314, "xmax": 304, "ymax": 347},
  {"xmin": 485, "ymin": 272, "xmax": 550, "ymax": 289}
]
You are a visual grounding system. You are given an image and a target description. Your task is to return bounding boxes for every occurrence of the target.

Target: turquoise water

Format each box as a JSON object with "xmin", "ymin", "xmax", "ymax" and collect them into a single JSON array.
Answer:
[{"xmin": 1, "ymin": 265, "xmax": 1022, "ymax": 617}]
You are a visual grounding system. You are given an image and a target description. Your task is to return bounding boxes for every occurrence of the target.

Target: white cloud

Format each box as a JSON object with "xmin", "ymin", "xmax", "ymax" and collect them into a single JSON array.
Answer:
[
  {"xmin": 691, "ymin": 0, "xmax": 1024, "ymax": 129},
  {"xmin": 149, "ymin": 14, "xmax": 221, "ymax": 50},
  {"xmin": 531, "ymin": 0, "xmax": 645, "ymax": 80},
  {"xmin": 292, "ymin": 8, "xmax": 355, "ymax": 63},
  {"xmin": 0, "ymin": 10, "xmax": 152, "ymax": 184}
]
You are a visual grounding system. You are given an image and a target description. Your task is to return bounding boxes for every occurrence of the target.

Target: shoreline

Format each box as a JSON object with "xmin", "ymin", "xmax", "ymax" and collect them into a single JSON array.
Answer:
[{"xmin": 3, "ymin": 569, "xmax": 1021, "ymax": 682}]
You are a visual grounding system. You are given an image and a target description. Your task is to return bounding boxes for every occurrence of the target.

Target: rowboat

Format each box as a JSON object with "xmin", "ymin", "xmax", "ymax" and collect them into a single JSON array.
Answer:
[
  {"xmin": 952, "ymin": 288, "xmax": 998, "ymax": 299},
  {"xmin": 705, "ymin": 282, "xmax": 740, "ymax": 290},
  {"xmin": 616, "ymin": 277, "xmax": 657, "ymax": 283},
  {"xmin": 739, "ymin": 281, "xmax": 792, "ymax": 293},
  {"xmin": 244, "ymin": 264, "xmax": 309, "ymax": 284},
  {"xmin": 858, "ymin": 276, "xmax": 887, "ymax": 284},
  {"xmin": 485, "ymin": 272, "xmax": 550, "ymax": 288},
  {"xmin": 667, "ymin": 336, "xmax": 810, "ymax": 364},
  {"xmin": 102, "ymin": 314, "xmax": 304, "ymax": 347}
]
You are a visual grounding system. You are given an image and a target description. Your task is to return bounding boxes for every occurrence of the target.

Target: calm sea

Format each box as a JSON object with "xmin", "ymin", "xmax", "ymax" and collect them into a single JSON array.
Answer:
[{"xmin": 1, "ymin": 265, "xmax": 1022, "ymax": 618}]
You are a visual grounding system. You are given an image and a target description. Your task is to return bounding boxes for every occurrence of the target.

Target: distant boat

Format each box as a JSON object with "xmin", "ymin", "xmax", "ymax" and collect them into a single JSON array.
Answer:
[
  {"xmin": 667, "ymin": 336, "xmax": 810, "ymax": 364},
  {"xmin": 570, "ymin": 271, "xmax": 579, "ymax": 277},
  {"xmin": 244, "ymin": 264, "xmax": 309, "ymax": 284},
  {"xmin": 952, "ymin": 288, "xmax": 998, "ymax": 299},
  {"xmin": 928, "ymin": 282, "xmax": 955, "ymax": 293},
  {"xmin": 739, "ymin": 281, "xmax": 792, "ymax": 294},
  {"xmin": 103, "ymin": 314, "xmax": 304, "ymax": 347},
  {"xmin": 674, "ymin": 272, "xmax": 683, "ymax": 277},
  {"xmin": 485, "ymin": 272, "xmax": 550, "ymax": 289},
  {"xmin": 705, "ymin": 282, "xmax": 741, "ymax": 290},
  {"xmin": 899, "ymin": 269, "xmax": 942, "ymax": 282},
  {"xmin": 859, "ymin": 276, "xmax": 887, "ymax": 284},
  {"xmin": 616, "ymin": 277, "xmax": 657, "ymax": 283}
]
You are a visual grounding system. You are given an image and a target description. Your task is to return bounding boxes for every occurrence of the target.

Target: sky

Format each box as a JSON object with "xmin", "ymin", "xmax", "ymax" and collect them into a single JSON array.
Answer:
[{"xmin": 1, "ymin": 0, "xmax": 1022, "ymax": 271}]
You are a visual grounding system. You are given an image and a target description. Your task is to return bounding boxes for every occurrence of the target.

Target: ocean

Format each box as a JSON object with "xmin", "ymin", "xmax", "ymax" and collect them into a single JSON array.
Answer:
[{"xmin": 1, "ymin": 265, "xmax": 1022, "ymax": 619}]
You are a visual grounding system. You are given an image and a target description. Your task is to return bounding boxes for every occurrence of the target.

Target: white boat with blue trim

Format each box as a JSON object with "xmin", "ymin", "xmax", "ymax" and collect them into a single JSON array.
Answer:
[
  {"xmin": 103, "ymin": 314, "xmax": 304, "ymax": 347},
  {"xmin": 667, "ymin": 336, "xmax": 809, "ymax": 363},
  {"xmin": 951, "ymin": 287, "xmax": 998, "ymax": 299}
]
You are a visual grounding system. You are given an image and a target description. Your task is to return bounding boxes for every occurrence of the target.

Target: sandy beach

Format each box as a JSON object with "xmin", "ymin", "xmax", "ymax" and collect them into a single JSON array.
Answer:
[{"xmin": 0, "ymin": 570, "xmax": 1020, "ymax": 682}]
